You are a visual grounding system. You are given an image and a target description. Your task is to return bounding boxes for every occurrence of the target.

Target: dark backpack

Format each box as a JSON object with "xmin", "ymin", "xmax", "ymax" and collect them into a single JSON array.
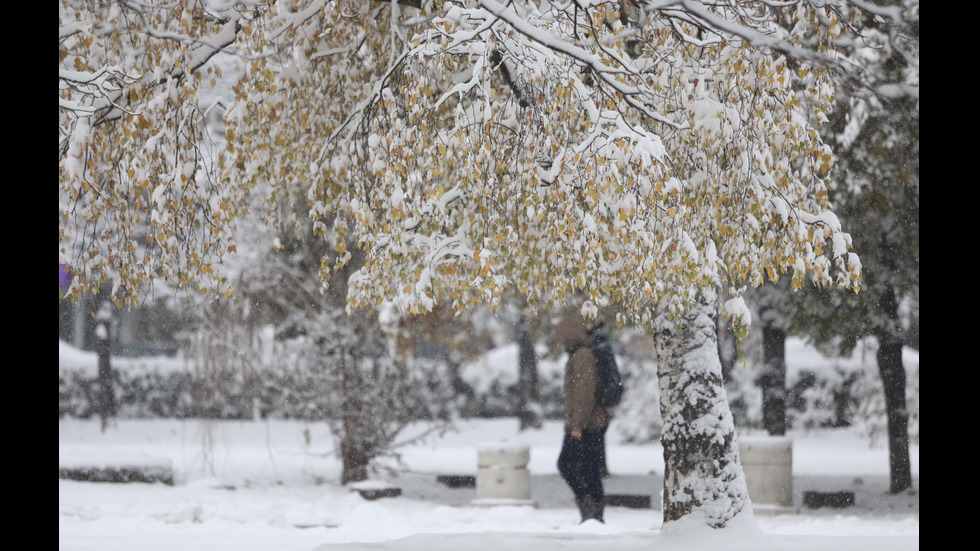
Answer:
[{"xmin": 586, "ymin": 326, "xmax": 623, "ymax": 408}]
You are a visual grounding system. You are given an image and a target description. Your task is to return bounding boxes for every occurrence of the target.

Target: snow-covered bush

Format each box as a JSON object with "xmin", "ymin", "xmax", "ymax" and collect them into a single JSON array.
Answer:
[
  {"xmin": 609, "ymin": 358, "xmax": 663, "ymax": 444},
  {"xmin": 456, "ymin": 343, "xmax": 564, "ymax": 419},
  {"xmin": 723, "ymin": 336, "xmax": 919, "ymax": 445},
  {"xmin": 59, "ymin": 335, "xmax": 919, "ymax": 449},
  {"xmin": 59, "ymin": 335, "xmax": 457, "ymax": 423},
  {"xmin": 785, "ymin": 368, "xmax": 856, "ymax": 430},
  {"xmin": 847, "ymin": 341, "xmax": 920, "ymax": 446},
  {"xmin": 723, "ymin": 363, "xmax": 763, "ymax": 430}
]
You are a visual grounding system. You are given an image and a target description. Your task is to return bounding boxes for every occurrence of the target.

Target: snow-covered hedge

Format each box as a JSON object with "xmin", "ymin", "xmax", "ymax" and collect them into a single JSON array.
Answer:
[
  {"xmin": 58, "ymin": 339, "xmax": 454, "ymax": 421},
  {"xmin": 721, "ymin": 337, "xmax": 919, "ymax": 444},
  {"xmin": 59, "ymin": 337, "xmax": 919, "ymax": 446},
  {"xmin": 612, "ymin": 336, "xmax": 919, "ymax": 445}
]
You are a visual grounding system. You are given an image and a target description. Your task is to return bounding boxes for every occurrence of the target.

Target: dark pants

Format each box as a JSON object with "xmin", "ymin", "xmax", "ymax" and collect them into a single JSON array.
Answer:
[{"xmin": 557, "ymin": 429, "xmax": 605, "ymax": 500}]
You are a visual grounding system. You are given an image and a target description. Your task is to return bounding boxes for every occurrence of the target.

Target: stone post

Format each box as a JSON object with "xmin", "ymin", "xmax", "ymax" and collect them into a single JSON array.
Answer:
[
  {"xmin": 739, "ymin": 436, "xmax": 798, "ymax": 516},
  {"xmin": 471, "ymin": 442, "xmax": 535, "ymax": 507}
]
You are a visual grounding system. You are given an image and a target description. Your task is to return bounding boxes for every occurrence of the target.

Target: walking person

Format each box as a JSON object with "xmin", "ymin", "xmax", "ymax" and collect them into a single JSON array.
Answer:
[{"xmin": 554, "ymin": 315, "xmax": 609, "ymax": 523}]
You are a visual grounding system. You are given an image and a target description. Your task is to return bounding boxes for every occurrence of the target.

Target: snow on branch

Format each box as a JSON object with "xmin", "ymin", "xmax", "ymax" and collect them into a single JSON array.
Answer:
[{"xmin": 642, "ymin": 0, "xmax": 918, "ymax": 99}]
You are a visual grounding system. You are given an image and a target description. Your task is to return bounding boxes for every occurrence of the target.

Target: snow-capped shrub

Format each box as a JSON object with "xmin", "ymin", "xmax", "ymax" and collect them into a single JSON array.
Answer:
[
  {"xmin": 58, "ymin": 336, "xmax": 457, "ymax": 423},
  {"xmin": 847, "ymin": 342, "xmax": 920, "ymax": 446},
  {"xmin": 456, "ymin": 343, "xmax": 565, "ymax": 419},
  {"xmin": 59, "ymin": 336, "xmax": 919, "ymax": 449},
  {"xmin": 723, "ymin": 363, "xmax": 763, "ymax": 430},
  {"xmin": 610, "ymin": 358, "xmax": 663, "ymax": 444},
  {"xmin": 724, "ymin": 336, "xmax": 919, "ymax": 445}
]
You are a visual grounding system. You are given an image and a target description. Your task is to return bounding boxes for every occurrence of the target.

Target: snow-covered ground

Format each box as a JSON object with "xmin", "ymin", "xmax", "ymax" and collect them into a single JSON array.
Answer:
[
  {"xmin": 59, "ymin": 416, "xmax": 918, "ymax": 551},
  {"xmin": 59, "ymin": 333, "xmax": 918, "ymax": 550}
]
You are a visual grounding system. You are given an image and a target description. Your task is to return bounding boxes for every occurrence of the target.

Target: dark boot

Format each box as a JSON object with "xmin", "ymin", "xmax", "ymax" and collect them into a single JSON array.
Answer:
[
  {"xmin": 574, "ymin": 495, "xmax": 592, "ymax": 523},
  {"xmin": 574, "ymin": 495, "xmax": 604, "ymax": 523},
  {"xmin": 592, "ymin": 494, "xmax": 605, "ymax": 523}
]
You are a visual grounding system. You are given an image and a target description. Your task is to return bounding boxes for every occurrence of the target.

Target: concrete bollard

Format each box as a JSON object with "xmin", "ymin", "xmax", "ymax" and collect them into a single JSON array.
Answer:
[
  {"xmin": 738, "ymin": 436, "xmax": 798, "ymax": 515},
  {"xmin": 471, "ymin": 442, "xmax": 536, "ymax": 507}
]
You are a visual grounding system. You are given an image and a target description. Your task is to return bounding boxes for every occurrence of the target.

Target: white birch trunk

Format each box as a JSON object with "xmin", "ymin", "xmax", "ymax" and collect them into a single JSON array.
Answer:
[{"xmin": 653, "ymin": 288, "xmax": 751, "ymax": 528}]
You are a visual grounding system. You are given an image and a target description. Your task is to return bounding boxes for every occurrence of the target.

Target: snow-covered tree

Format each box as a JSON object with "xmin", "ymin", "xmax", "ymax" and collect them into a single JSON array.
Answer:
[
  {"xmin": 781, "ymin": 0, "xmax": 918, "ymax": 494},
  {"xmin": 59, "ymin": 0, "xmax": 919, "ymax": 531},
  {"xmin": 787, "ymin": 90, "xmax": 918, "ymax": 494},
  {"xmin": 186, "ymin": 200, "xmax": 457, "ymax": 483},
  {"xmin": 228, "ymin": 0, "xmax": 866, "ymax": 528}
]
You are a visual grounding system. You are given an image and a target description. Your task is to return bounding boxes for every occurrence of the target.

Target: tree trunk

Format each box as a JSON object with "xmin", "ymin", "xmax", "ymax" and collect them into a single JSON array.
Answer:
[
  {"xmin": 876, "ymin": 287, "xmax": 912, "ymax": 494},
  {"xmin": 340, "ymin": 435, "xmax": 370, "ymax": 485},
  {"xmin": 877, "ymin": 334, "xmax": 911, "ymax": 493},
  {"xmin": 339, "ymin": 356, "xmax": 370, "ymax": 484},
  {"xmin": 876, "ymin": 285, "xmax": 912, "ymax": 494},
  {"xmin": 653, "ymin": 289, "xmax": 750, "ymax": 528},
  {"xmin": 760, "ymin": 323, "xmax": 787, "ymax": 436},
  {"xmin": 326, "ymin": 245, "xmax": 372, "ymax": 485},
  {"xmin": 517, "ymin": 314, "xmax": 542, "ymax": 430},
  {"xmin": 757, "ymin": 281, "xmax": 788, "ymax": 436},
  {"xmin": 716, "ymin": 315, "xmax": 737, "ymax": 385},
  {"xmin": 94, "ymin": 295, "xmax": 116, "ymax": 433},
  {"xmin": 333, "ymin": 327, "xmax": 369, "ymax": 485}
]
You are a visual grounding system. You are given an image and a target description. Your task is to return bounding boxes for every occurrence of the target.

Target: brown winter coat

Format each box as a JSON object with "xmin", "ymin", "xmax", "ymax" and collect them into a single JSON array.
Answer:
[{"xmin": 553, "ymin": 316, "xmax": 609, "ymax": 433}]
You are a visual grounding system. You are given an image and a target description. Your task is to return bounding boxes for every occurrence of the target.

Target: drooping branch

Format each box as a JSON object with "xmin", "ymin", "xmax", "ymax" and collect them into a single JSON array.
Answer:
[{"xmin": 642, "ymin": 0, "xmax": 918, "ymax": 99}]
